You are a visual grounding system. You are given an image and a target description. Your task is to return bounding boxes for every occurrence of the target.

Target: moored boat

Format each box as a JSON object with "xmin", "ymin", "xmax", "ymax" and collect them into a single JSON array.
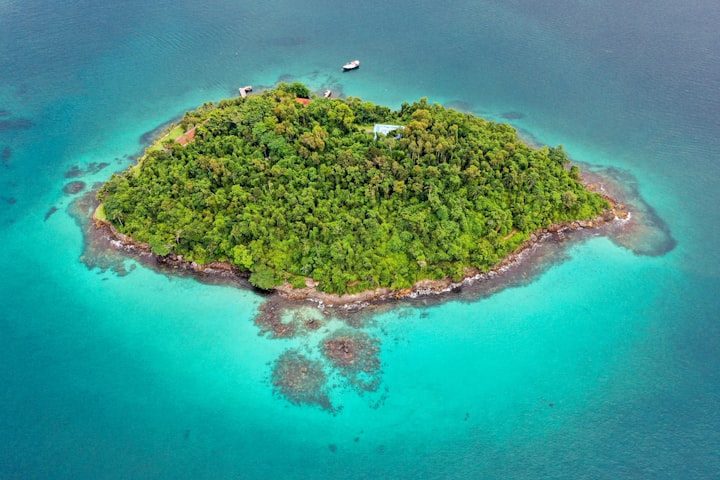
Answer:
[{"xmin": 342, "ymin": 60, "xmax": 360, "ymax": 71}]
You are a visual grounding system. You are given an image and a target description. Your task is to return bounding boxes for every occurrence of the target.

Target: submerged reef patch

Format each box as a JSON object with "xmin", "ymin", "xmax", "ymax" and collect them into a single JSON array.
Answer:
[
  {"xmin": 65, "ymin": 162, "xmax": 110, "ymax": 179},
  {"xmin": 322, "ymin": 329, "xmax": 382, "ymax": 395},
  {"xmin": 271, "ymin": 350, "xmax": 335, "ymax": 412},
  {"xmin": 70, "ymin": 190, "xmax": 135, "ymax": 277},
  {"xmin": 268, "ymin": 328, "xmax": 385, "ymax": 411},
  {"xmin": 78, "ymin": 86, "xmax": 676, "ymax": 414},
  {"xmin": 255, "ymin": 303, "xmax": 329, "ymax": 338},
  {"xmin": 581, "ymin": 165, "xmax": 676, "ymax": 256},
  {"xmin": 63, "ymin": 181, "xmax": 86, "ymax": 195},
  {"xmin": 322, "ymin": 330, "xmax": 380, "ymax": 376},
  {"xmin": 258, "ymin": 299, "xmax": 385, "ymax": 411}
]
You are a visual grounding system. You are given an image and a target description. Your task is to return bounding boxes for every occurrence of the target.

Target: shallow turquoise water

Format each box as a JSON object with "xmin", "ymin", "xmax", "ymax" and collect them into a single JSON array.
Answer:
[{"xmin": 1, "ymin": 1, "xmax": 718, "ymax": 478}]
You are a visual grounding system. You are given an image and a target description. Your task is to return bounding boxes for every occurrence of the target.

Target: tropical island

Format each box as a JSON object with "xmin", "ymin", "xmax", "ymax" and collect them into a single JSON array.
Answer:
[{"xmin": 95, "ymin": 83, "xmax": 618, "ymax": 304}]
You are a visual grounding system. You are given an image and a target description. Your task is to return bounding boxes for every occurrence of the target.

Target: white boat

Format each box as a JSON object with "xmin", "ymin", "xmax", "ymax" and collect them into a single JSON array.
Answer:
[
  {"xmin": 342, "ymin": 60, "xmax": 360, "ymax": 71},
  {"xmin": 323, "ymin": 90, "xmax": 332, "ymax": 98}
]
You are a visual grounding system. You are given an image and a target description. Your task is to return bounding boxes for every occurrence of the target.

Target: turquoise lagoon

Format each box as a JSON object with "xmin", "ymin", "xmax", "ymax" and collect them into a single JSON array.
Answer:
[{"xmin": 1, "ymin": 0, "xmax": 718, "ymax": 478}]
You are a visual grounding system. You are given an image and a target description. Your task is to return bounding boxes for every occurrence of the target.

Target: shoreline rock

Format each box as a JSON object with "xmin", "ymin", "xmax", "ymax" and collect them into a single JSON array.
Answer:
[{"xmin": 92, "ymin": 189, "xmax": 628, "ymax": 310}]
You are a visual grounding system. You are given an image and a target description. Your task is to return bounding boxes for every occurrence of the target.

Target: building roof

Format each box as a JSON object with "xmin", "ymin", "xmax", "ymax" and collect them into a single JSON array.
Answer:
[
  {"xmin": 175, "ymin": 126, "xmax": 197, "ymax": 146},
  {"xmin": 373, "ymin": 124, "xmax": 404, "ymax": 140}
]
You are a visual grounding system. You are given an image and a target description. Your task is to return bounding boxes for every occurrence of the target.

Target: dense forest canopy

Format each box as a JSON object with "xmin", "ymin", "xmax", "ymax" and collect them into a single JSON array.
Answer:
[{"xmin": 98, "ymin": 83, "xmax": 609, "ymax": 294}]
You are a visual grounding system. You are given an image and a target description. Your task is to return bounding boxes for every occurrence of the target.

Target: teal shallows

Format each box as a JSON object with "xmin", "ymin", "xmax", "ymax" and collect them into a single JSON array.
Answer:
[{"xmin": 0, "ymin": 0, "xmax": 718, "ymax": 478}]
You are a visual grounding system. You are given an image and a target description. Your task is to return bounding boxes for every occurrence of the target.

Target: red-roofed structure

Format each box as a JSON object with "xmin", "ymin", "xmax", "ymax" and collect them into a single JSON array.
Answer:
[
  {"xmin": 295, "ymin": 97, "xmax": 311, "ymax": 106},
  {"xmin": 175, "ymin": 126, "xmax": 197, "ymax": 146}
]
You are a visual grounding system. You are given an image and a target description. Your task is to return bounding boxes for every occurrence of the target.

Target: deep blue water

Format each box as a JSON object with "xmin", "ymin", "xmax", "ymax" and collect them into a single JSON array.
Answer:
[{"xmin": 1, "ymin": 1, "xmax": 719, "ymax": 478}]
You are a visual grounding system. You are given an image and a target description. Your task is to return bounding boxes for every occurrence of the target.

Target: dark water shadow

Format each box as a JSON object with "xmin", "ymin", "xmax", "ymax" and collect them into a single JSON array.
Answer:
[
  {"xmin": 64, "ymin": 162, "xmax": 110, "ymax": 178},
  {"xmin": 63, "ymin": 181, "xmax": 86, "ymax": 195},
  {"xmin": 116, "ymin": 119, "xmax": 183, "ymax": 169},
  {"xmin": 1, "ymin": 146, "xmax": 11, "ymax": 166},
  {"xmin": 138, "ymin": 115, "xmax": 182, "ymax": 147},
  {"xmin": 0, "ymin": 118, "xmax": 34, "ymax": 132},
  {"xmin": 74, "ymin": 165, "xmax": 671, "ymax": 412},
  {"xmin": 514, "ymin": 127, "xmax": 545, "ymax": 149},
  {"xmin": 445, "ymin": 101, "xmax": 473, "ymax": 113},
  {"xmin": 44, "ymin": 206, "xmax": 59, "ymax": 221},
  {"xmin": 500, "ymin": 111, "xmax": 525, "ymax": 120},
  {"xmin": 72, "ymin": 104, "xmax": 676, "ymax": 412},
  {"xmin": 69, "ymin": 190, "xmax": 136, "ymax": 277},
  {"xmin": 513, "ymin": 125, "xmax": 676, "ymax": 256},
  {"xmin": 579, "ymin": 163, "xmax": 677, "ymax": 257},
  {"xmin": 75, "ymin": 190, "xmax": 260, "ymax": 288}
]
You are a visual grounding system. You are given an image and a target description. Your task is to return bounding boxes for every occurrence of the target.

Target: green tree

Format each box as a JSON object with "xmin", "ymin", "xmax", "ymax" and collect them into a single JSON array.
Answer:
[{"xmin": 97, "ymin": 84, "xmax": 609, "ymax": 295}]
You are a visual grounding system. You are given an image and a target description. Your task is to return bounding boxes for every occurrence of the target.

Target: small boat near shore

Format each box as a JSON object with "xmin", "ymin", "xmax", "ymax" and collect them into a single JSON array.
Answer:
[
  {"xmin": 342, "ymin": 60, "xmax": 360, "ymax": 71},
  {"xmin": 323, "ymin": 90, "xmax": 332, "ymax": 98}
]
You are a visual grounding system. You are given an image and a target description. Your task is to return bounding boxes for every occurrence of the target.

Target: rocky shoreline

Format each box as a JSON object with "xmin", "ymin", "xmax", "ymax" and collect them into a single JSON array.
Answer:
[
  {"xmin": 92, "ymin": 217, "xmax": 251, "ymax": 283},
  {"xmin": 92, "ymin": 184, "xmax": 628, "ymax": 310},
  {"xmin": 274, "ymin": 191, "xmax": 627, "ymax": 308}
]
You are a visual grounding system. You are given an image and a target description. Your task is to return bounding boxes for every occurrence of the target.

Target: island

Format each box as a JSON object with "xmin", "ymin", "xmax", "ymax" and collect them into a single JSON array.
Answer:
[{"xmin": 95, "ymin": 83, "xmax": 619, "ymax": 304}]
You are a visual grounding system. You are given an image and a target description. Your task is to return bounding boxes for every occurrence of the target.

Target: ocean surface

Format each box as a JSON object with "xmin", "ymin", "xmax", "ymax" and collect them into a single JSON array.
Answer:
[{"xmin": 1, "ymin": 0, "xmax": 719, "ymax": 478}]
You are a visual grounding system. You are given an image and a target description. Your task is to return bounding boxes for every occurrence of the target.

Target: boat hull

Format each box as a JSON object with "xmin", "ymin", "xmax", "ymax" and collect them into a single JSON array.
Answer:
[{"xmin": 342, "ymin": 60, "xmax": 360, "ymax": 71}]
